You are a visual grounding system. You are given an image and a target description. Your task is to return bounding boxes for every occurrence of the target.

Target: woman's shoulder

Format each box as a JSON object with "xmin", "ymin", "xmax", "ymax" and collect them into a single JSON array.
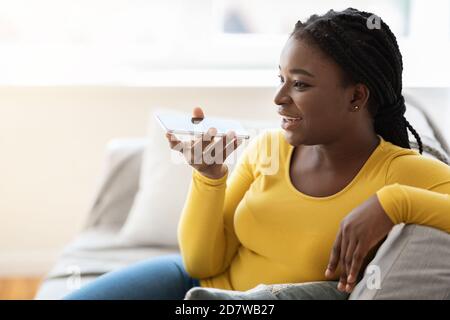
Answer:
[
  {"xmin": 380, "ymin": 139, "xmax": 450, "ymax": 185},
  {"xmin": 381, "ymin": 138, "xmax": 447, "ymax": 168}
]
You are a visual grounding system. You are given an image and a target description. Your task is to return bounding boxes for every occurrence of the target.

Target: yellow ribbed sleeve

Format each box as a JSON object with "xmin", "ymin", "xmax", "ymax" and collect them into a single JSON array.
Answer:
[
  {"xmin": 377, "ymin": 153, "xmax": 450, "ymax": 232},
  {"xmin": 177, "ymin": 131, "xmax": 262, "ymax": 280},
  {"xmin": 377, "ymin": 183, "xmax": 450, "ymax": 232}
]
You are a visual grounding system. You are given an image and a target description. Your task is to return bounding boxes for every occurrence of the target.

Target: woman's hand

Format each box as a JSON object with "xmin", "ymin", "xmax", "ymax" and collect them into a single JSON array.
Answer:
[
  {"xmin": 165, "ymin": 107, "xmax": 243, "ymax": 179},
  {"xmin": 325, "ymin": 194, "xmax": 394, "ymax": 293}
]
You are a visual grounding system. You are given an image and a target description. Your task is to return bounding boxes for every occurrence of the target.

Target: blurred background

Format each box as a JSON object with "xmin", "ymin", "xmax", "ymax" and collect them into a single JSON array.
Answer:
[
  {"xmin": 0, "ymin": 0, "xmax": 449, "ymax": 85},
  {"xmin": 0, "ymin": 0, "xmax": 449, "ymax": 298}
]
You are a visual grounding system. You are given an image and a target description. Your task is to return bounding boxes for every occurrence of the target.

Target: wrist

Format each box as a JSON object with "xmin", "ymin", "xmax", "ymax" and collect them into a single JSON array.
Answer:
[{"xmin": 198, "ymin": 165, "xmax": 228, "ymax": 179}]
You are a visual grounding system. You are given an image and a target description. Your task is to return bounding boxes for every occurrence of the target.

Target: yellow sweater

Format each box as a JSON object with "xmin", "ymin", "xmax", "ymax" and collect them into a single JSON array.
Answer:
[{"xmin": 178, "ymin": 129, "xmax": 450, "ymax": 291}]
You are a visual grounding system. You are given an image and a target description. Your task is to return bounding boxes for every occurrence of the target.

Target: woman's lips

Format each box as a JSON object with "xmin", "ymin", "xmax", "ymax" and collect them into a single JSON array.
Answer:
[{"xmin": 280, "ymin": 115, "xmax": 302, "ymax": 130}]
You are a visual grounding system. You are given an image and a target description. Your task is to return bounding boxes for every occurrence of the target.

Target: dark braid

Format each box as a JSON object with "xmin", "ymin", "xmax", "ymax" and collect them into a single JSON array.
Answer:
[{"xmin": 291, "ymin": 8, "xmax": 423, "ymax": 154}]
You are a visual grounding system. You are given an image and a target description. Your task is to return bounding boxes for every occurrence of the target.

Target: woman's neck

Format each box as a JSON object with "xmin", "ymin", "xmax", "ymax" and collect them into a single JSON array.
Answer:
[{"xmin": 310, "ymin": 131, "xmax": 380, "ymax": 170}]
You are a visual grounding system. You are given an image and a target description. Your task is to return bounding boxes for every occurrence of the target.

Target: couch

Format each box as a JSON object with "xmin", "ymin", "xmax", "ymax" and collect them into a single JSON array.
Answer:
[{"xmin": 35, "ymin": 94, "xmax": 450, "ymax": 300}]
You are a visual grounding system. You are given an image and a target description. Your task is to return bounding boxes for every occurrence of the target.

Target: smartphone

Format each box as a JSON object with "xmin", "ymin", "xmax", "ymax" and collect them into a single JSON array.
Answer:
[{"xmin": 155, "ymin": 112, "xmax": 250, "ymax": 139}]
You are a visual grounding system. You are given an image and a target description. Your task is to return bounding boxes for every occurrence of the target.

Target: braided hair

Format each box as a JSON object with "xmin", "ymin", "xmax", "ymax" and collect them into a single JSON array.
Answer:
[{"xmin": 291, "ymin": 8, "xmax": 423, "ymax": 154}]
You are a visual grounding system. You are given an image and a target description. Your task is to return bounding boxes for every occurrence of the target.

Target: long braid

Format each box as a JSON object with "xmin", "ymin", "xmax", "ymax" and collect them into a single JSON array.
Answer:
[
  {"xmin": 405, "ymin": 118, "xmax": 423, "ymax": 154},
  {"xmin": 291, "ymin": 8, "xmax": 423, "ymax": 154}
]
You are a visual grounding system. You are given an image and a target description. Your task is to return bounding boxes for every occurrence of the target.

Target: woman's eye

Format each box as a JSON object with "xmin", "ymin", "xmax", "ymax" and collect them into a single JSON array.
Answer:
[
  {"xmin": 294, "ymin": 81, "xmax": 309, "ymax": 89},
  {"xmin": 277, "ymin": 76, "xmax": 308, "ymax": 89}
]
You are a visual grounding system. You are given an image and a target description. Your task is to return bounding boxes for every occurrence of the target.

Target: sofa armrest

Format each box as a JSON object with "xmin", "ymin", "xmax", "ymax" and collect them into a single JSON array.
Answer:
[
  {"xmin": 349, "ymin": 224, "xmax": 450, "ymax": 300},
  {"xmin": 83, "ymin": 138, "xmax": 147, "ymax": 230}
]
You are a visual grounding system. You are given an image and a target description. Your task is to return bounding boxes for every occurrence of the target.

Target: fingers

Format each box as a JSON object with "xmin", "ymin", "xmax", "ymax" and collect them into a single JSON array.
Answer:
[
  {"xmin": 222, "ymin": 131, "xmax": 238, "ymax": 157},
  {"xmin": 327, "ymin": 230, "xmax": 356, "ymax": 292},
  {"xmin": 165, "ymin": 128, "xmax": 243, "ymax": 167},
  {"xmin": 347, "ymin": 244, "xmax": 365, "ymax": 290},
  {"xmin": 165, "ymin": 132, "xmax": 183, "ymax": 150},
  {"xmin": 338, "ymin": 272, "xmax": 348, "ymax": 292},
  {"xmin": 325, "ymin": 231, "xmax": 342, "ymax": 279},
  {"xmin": 192, "ymin": 127, "xmax": 217, "ymax": 163},
  {"xmin": 338, "ymin": 234, "xmax": 349, "ymax": 291},
  {"xmin": 340, "ymin": 236, "xmax": 365, "ymax": 293},
  {"xmin": 191, "ymin": 107, "xmax": 205, "ymax": 124},
  {"xmin": 200, "ymin": 127, "xmax": 218, "ymax": 150},
  {"xmin": 203, "ymin": 130, "xmax": 239, "ymax": 165},
  {"xmin": 192, "ymin": 107, "xmax": 204, "ymax": 119},
  {"xmin": 222, "ymin": 131, "xmax": 244, "ymax": 159},
  {"xmin": 344, "ymin": 239, "xmax": 357, "ymax": 279}
]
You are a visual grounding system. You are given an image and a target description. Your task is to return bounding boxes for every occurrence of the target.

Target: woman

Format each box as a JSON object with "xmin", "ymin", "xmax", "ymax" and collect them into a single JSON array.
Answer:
[{"xmin": 65, "ymin": 8, "xmax": 450, "ymax": 300}]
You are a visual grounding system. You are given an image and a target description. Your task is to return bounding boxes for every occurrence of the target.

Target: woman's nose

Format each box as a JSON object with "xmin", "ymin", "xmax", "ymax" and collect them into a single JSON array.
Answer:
[{"xmin": 273, "ymin": 87, "xmax": 292, "ymax": 106}]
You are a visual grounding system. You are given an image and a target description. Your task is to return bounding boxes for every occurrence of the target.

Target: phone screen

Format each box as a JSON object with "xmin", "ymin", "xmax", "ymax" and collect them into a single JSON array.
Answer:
[{"xmin": 155, "ymin": 112, "xmax": 250, "ymax": 139}]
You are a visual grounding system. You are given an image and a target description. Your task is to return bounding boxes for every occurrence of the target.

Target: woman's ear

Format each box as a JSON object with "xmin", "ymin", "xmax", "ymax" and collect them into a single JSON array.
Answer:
[{"xmin": 349, "ymin": 83, "xmax": 370, "ymax": 111}]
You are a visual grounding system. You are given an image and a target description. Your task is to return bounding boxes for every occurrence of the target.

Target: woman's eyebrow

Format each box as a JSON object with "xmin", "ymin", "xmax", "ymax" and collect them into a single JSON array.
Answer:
[{"xmin": 278, "ymin": 65, "xmax": 315, "ymax": 78}]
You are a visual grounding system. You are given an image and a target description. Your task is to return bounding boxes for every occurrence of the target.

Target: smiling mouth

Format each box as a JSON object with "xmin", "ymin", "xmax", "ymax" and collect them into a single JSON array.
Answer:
[
  {"xmin": 281, "ymin": 116, "xmax": 302, "ymax": 123},
  {"xmin": 281, "ymin": 116, "xmax": 302, "ymax": 130}
]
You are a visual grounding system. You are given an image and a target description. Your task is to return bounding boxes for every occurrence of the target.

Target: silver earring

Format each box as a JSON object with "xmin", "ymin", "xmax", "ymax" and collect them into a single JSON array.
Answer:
[{"xmin": 353, "ymin": 105, "xmax": 360, "ymax": 110}]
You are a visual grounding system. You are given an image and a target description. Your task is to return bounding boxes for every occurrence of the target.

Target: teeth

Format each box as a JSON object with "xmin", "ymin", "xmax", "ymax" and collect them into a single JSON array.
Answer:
[{"xmin": 283, "ymin": 116, "xmax": 300, "ymax": 122}]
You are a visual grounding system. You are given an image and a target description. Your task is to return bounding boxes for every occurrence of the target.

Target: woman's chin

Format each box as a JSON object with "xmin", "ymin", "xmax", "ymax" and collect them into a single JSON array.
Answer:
[{"xmin": 282, "ymin": 130, "xmax": 303, "ymax": 146}]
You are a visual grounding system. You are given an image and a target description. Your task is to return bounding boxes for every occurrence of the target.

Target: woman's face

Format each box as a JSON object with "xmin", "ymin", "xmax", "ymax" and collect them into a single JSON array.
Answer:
[{"xmin": 274, "ymin": 36, "xmax": 359, "ymax": 147}]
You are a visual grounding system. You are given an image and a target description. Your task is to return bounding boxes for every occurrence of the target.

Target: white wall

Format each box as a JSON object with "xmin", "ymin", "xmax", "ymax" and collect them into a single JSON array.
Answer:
[{"xmin": 0, "ymin": 86, "xmax": 448, "ymax": 276}]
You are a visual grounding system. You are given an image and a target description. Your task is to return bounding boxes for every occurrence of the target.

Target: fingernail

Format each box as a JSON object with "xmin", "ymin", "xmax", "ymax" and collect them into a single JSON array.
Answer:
[
  {"xmin": 337, "ymin": 282, "xmax": 344, "ymax": 291},
  {"xmin": 325, "ymin": 269, "xmax": 332, "ymax": 278},
  {"xmin": 346, "ymin": 284, "xmax": 352, "ymax": 292},
  {"xmin": 347, "ymin": 275, "xmax": 354, "ymax": 283}
]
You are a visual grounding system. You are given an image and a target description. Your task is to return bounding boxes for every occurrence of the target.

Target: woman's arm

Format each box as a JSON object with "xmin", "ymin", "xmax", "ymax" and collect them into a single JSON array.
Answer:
[
  {"xmin": 326, "ymin": 152, "xmax": 450, "ymax": 293},
  {"xmin": 178, "ymin": 132, "xmax": 265, "ymax": 279},
  {"xmin": 377, "ymin": 154, "xmax": 450, "ymax": 232},
  {"xmin": 377, "ymin": 183, "xmax": 450, "ymax": 232}
]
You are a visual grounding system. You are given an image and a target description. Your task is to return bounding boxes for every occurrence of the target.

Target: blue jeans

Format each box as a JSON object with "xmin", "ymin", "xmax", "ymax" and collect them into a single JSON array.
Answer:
[{"xmin": 64, "ymin": 254, "xmax": 200, "ymax": 300}]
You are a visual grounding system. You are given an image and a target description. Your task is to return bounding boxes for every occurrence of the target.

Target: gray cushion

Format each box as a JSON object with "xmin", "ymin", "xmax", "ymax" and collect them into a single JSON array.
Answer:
[
  {"xmin": 185, "ymin": 282, "xmax": 349, "ymax": 300},
  {"xmin": 83, "ymin": 139, "xmax": 146, "ymax": 229},
  {"xmin": 349, "ymin": 224, "xmax": 450, "ymax": 300},
  {"xmin": 34, "ymin": 228, "xmax": 179, "ymax": 300}
]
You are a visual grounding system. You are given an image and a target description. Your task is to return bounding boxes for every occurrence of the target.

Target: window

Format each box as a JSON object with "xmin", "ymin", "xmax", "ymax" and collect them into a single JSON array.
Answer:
[{"xmin": 0, "ymin": 0, "xmax": 448, "ymax": 86}]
